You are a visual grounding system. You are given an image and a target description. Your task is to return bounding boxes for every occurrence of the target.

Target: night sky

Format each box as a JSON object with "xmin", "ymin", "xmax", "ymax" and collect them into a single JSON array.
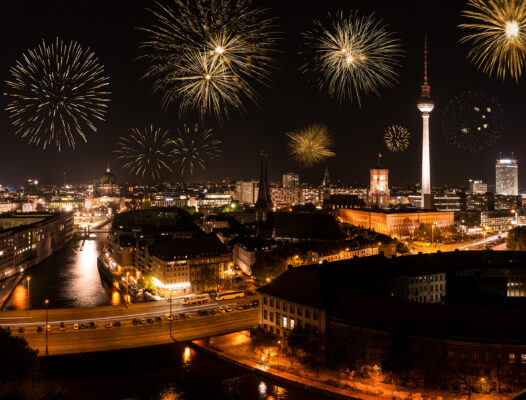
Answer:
[{"xmin": 0, "ymin": 1, "xmax": 524, "ymax": 189}]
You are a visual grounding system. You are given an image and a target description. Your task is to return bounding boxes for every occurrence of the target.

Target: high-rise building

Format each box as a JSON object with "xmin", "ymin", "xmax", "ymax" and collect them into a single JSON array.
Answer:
[
  {"xmin": 282, "ymin": 172, "xmax": 299, "ymax": 188},
  {"xmin": 235, "ymin": 180, "xmax": 259, "ymax": 205},
  {"xmin": 417, "ymin": 36, "xmax": 434, "ymax": 210},
  {"xmin": 496, "ymin": 156, "xmax": 518, "ymax": 195},
  {"xmin": 255, "ymin": 151, "xmax": 273, "ymax": 222},
  {"xmin": 469, "ymin": 180, "xmax": 488, "ymax": 193}
]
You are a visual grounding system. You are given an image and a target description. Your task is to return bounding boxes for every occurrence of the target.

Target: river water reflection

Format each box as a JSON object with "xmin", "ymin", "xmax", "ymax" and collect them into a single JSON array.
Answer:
[{"xmin": 4, "ymin": 233, "xmax": 116, "ymax": 310}]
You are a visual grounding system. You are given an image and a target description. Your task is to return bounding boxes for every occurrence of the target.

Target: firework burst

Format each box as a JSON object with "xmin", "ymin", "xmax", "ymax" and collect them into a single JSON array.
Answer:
[
  {"xmin": 172, "ymin": 123, "xmax": 222, "ymax": 175},
  {"xmin": 115, "ymin": 125, "xmax": 174, "ymax": 181},
  {"xmin": 4, "ymin": 38, "xmax": 110, "ymax": 150},
  {"xmin": 384, "ymin": 125, "xmax": 411, "ymax": 152},
  {"xmin": 139, "ymin": 0, "xmax": 278, "ymax": 119},
  {"xmin": 460, "ymin": 0, "xmax": 526, "ymax": 81},
  {"xmin": 302, "ymin": 11, "xmax": 403, "ymax": 106},
  {"xmin": 442, "ymin": 92, "xmax": 504, "ymax": 152},
  {"xmin": 286, "ymin": 124, "xmax": 336, "ymax": 167}
]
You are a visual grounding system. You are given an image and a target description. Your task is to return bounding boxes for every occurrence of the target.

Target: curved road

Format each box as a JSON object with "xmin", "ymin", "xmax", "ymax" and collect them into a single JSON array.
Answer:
[{"xmin": 0, "ymin": 296, "xmax": 259, "ymax": 356}]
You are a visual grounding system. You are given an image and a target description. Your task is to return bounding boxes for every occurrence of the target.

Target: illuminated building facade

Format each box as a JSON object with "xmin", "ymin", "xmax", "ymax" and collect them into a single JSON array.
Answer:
[
  {"xmin": 369, "ymin": 168, "xmax": 390, "ymax": 208},
  {"xmin": 98, "ymin": 163, "xmax": 120, "ymax": 197},
  {"xmin": 496, "ymin": 157, "xmax": 518, "ymax": 196},
  {"xmin": 0, "ymin": 213, "xmax": 74, "ymax": 280},
  {"xmin": 337, "ymin": 209, "xmax": 454, "ymax": 237},
  {"xmin": 282, "ymin": 172, "xmax": 299, "ymax": 188},
  {"xmin": 235, "ymin": 180, "xmax": 259, "ymax": 205}
]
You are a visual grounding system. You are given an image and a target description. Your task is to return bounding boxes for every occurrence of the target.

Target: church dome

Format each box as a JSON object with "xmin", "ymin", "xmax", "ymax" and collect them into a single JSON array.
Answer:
[{"xmin": 100, "ymin": 164, "xmax": 117, "ymax": 185}]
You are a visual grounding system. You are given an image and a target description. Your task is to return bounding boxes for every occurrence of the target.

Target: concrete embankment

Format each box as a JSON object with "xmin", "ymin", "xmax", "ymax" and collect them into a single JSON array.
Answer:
[{"xmin": 0, "ymin": 274, "xmax": 23, "ymax": 310}]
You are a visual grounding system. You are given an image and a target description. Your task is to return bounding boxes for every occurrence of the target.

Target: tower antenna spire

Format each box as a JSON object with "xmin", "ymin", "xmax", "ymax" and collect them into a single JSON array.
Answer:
[{"xmin": 421, "ymin": 35, "xmax": 431, "ymax": 97}]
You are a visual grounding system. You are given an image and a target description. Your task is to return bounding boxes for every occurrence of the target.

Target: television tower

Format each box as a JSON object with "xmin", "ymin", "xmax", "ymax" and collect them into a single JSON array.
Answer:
[{"xmin": 417, "ymin": 36, "xmax": 434, "ymax": 209}]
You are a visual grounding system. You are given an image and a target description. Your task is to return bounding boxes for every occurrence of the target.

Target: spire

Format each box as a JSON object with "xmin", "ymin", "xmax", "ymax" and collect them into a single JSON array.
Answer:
[
  {"xmin": 322, "ymin": 166, "xmax": 330, "ymax": 187},
  {"xmin": 255, "ymin": 151, "xmax": 272, "ymax": 222},
  {"xmin": 106, "ymin": 162, "xmax": 111, "ymax": 173},
  {"xmin": 421, "ymin": 35, "xmax": 431, "ymax": 98}
]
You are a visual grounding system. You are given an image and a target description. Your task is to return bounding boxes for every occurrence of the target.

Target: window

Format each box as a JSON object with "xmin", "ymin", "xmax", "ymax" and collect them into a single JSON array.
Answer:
[
  {"xmin": 448, "ymin": 351, "xmax": 454, "ymax": 360},
  {"xmin": 472, "ymin": 351, "xmax": 480, "ymax": 362},
  {"xmin": 297, "ymin": 307, "xmax": 302, "ymax": 316},
  {"xmin": 269, "ymin": 299, "xmax": 274, "ymax": 307},
  {"xmin": 305, "ymin": 309, "xmax": 311, "ymax": 319},
  {"xmin": 269, "ymin": 312, "xmax": 274, "ymax": 323},
  {"xmin": 276, "ymin": 300, "xmax": 280, "ymax": 309},
  {"xmin": 263, "ymin": 297, "xmax": 267, "ymax": 305},
  {"xmin": 305, "ymin": 323, "xmax": 310, "ymax": 334},
  {"xmin": 484, "ymin": 352, "xmax": 491, "ymax": 362},
  {"xmin": 276, "ymin": 328, "xmax": 280, "ymax": 336},
  {"xmin": 313, "ymin": 311, "xmax": 319, "ymax": 321},
  {"xmin": 509, "ymin": 353, "xmax": 516, "ymax": 363},
  {"xmin": 460, "ymin": 351, "xmax": 468, "ymax": 361},
  {"xmin": 263, "ymin": 310, "xmax": 268, "ymax": 320},
  {"xmin": 521, "ymin": 354, "xmax": 526, "ymax": 364},
  {"xmin": 283, "ymin": 316, "xmax": 288, "ymax": 328},
  {"xmin": 290, "ymin": 305, "xmax": 295, "ymax": 314},
  {"xmin": 283, "ymin": 303, "xmax": 287, "ymax": 311},
  {"xmin": 276, "ymin": 313, "xmax": 280, "ymax": 327},
  {"xmin": 297, "ymin": 319, "xmax": 303, "ymax": 329},
  {"xmin": 290, "ymin": 318, "xmax": 295, "ymax": 329}
]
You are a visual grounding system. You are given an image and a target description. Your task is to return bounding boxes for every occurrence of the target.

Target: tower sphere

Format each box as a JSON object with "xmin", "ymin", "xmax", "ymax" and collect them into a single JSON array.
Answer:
[{"xmin": 418, "ymin": 96, "xmax": 435, "ymax": 113}]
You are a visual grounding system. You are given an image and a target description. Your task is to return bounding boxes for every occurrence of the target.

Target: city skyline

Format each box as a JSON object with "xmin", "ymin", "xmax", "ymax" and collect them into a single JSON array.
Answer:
[{"xmin": 0, "ymin": 1, "xmax": 525, "ymax": 188}]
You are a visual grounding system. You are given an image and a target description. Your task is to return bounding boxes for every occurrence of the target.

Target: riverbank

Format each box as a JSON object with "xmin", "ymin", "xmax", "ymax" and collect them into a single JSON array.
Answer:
[{"xmin": 192, "ymin": 333, "xmax": 510, "ymax": 400}]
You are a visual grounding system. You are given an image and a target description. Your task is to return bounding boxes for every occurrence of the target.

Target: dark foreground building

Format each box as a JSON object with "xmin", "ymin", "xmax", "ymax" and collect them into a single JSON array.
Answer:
[{"xmin": 257, "ymin": 251, "xmax": 526, "ymax": 392}]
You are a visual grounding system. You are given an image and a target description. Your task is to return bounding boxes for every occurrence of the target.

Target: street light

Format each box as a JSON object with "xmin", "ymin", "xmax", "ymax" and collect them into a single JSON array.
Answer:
[
  {"xmin": 44, "ymin": 299, "xmax": 49, "ymax": 356},
  {"xmin": 169, "ymin": 289, "xmax": 174, "ymax": 341},
  {"xmin": 26, "ymin": 276, "xmax": 30, "ymax": 313}
]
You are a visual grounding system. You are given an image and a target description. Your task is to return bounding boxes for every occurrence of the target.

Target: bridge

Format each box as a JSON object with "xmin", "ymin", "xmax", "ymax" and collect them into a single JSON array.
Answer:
[{"xmin": 0, "ymin": 296, "xmax": 259, "ymax": 356}]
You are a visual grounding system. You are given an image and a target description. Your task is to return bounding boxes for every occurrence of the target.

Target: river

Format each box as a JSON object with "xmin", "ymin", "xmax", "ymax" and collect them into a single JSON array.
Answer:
[{"xmin": 4, "ymin": 233, "xmax": 117, "ymax": 310}]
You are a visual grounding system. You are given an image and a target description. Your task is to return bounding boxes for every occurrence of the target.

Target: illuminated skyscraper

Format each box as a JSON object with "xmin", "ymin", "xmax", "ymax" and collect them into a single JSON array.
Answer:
[
  {"xmin": 417, "ymin": 36, "xmax": 434, "ymax": 209},
  {"xmin": 282, "ymin": 172, "xmax": 299, "ymax": 188},
  {"xmin": 496, "ymin": 155, "xmax": 518, "ymax": 195}
]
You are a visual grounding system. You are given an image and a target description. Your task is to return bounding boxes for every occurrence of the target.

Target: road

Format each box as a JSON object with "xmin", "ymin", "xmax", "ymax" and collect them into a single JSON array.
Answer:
[{"xmin": 0, "ymin": 295, "xmax": 259, "ymax": 356}]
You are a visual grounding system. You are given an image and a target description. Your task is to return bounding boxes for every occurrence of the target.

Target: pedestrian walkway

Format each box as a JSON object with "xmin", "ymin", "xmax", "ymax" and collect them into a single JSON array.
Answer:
[{"xmin": 192, "ymin": 332, "xmax": 511, "ymax": 400}]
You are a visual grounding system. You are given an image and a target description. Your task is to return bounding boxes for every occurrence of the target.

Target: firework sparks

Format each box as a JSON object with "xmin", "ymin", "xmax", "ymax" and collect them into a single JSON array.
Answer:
[
  {"xmin": 302, "ymin": 11, "xmax": 403, "ymax": 105},
  {"xmin": 115, "ymin": 125, "xmax": 174, "ymax": 180},
  {"xmin": 442, "ymin": 92, "xmax": 504, "ymax": 152},
  {"xmin": 4, "ymin": 38, "xmax": 110, "ymax": 150},
  {"xmin": 384, "ymin": 125, "xmax": 411, "ymax": 152},
  {"xmin": 139, "ymin": 0, "xmax": 278, "ymax": 119},
  {"xmin": 460, "ymin": 0, "xmax": 526, "ymax": 81},
  {"xmin": 172, "ymin": 123, "xmax": 222, "ymax": 175},
  {"xmin": 286, "ymin": 124, "xmax": 336, "ymax": 167}
]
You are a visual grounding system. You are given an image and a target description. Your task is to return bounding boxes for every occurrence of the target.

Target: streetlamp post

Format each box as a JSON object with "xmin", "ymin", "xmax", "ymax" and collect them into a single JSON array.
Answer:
[
  {"xmin": 44, "ymin": 299, "xmax": 49, "ymax": 356},
  {"xmin": 126, "ymin": 271, "xmax": 129, "ymax": 304},
  {"xmin": 169, "ymin": 290, "xmax": 174, "ymax": 341},
  {"xmin": 26, "ymin": 276, "xmax": 30, "ymax": 313}
]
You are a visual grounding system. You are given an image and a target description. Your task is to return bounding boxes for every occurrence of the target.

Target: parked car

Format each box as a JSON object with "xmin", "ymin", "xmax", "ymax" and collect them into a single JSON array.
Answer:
[
  {"xmin": 251, "ymin": 300, "xmax": 259, "ymax": 307},
  {"xmin": 165, "ymin": 313, "xmax": 173, "ymax": 321},
  {"xmin": 36, "ymin": 326, "xmax": 43, "ymax": 333},
  {"xmin": 155, "ymin": 316, "xmax": 162, "ymax": 323},
  {"xmin": 18, "ymin": 327, "xmax": 25, "ymax": 333},
  {"xmin": 146, "ymin": 318, "xmax": 154, "ymax": 324},
  {"xmin": 46, "ymin": 324, "xmax": 51, "ymax": 332},
  {"xmin": 113, "ymin": 321, "xmax": 121, "ymax": 327},
  {"xmin": 105, "ymin": 322, "xmax": 112, "ymax": 328},
  {"xmin": 89, "ymin": 322, "xmax": 96, "ymax": 329},
  {"xmin": 132, "ymin": 319, "xmax": 140, "ymax": 325},
  {"xmin": 73, "ymin": 323, "xmax": 79, "ymax": 330},
  {"xmin": 60, "ymin": 322, "xmax": 66, "ymax": 331},
  {"xmin": 140, "ymin": 318, "xmax": 147, "ymax": 324}
]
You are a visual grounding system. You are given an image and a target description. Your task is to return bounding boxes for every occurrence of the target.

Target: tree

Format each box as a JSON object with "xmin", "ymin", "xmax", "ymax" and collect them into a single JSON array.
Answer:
[
  {"xmin": 137, "ymin": 271, "xmax": 156, "ymax": 293},
  {"xmin": 382, "ymin": 330, "xmax": 414, "ymax": 385},
  {"xmin": 251, "ymin": 251, "xmax": 288, "ymax": 281},
  {"xmin": 0, "ymin": 327, "xmax": 39, "ymax": 383},
  {"xmin": 507, "ymin": 226, "xmax": 526, "ymax": 250}
]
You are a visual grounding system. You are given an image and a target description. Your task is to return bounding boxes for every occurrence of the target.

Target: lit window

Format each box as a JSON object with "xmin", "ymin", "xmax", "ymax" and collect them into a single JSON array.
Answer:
[
  {"xmin": 521, "ymin": 354, "xmax": 526, "ymax": 364},
  {"xmin": 509, "ymin": 353, "xmax": 516, "ymax": 363},
  {"xmin": 283, "ymin": 316, "xmax": 288, "ymax": 328}
]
